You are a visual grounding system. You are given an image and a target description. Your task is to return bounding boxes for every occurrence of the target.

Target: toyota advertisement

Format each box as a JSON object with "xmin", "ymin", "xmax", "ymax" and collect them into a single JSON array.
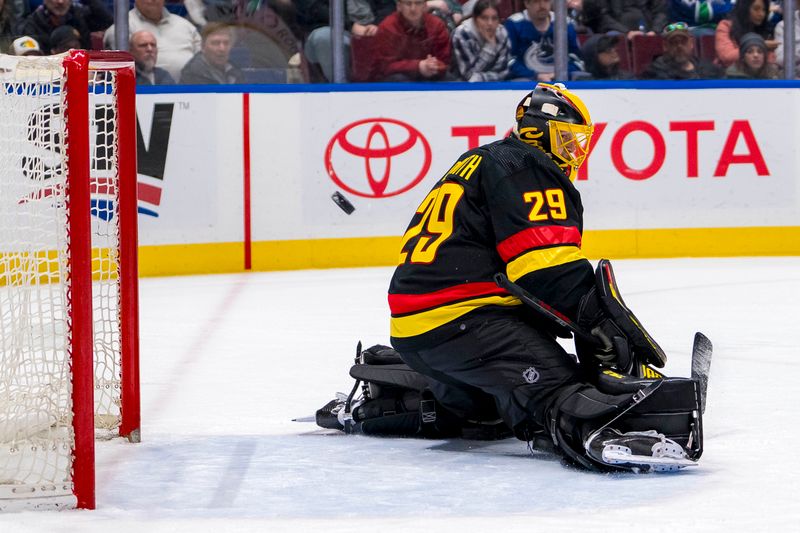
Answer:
[{"xmin": 133, "ymin": 87, "xmax": 800, "ymax": 274}]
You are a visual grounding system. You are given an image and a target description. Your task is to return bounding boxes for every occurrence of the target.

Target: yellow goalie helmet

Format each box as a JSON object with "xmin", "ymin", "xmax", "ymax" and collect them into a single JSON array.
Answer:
[{"xmin": 513, "ymin": 83, "xmax": 594, "ymax": 179}]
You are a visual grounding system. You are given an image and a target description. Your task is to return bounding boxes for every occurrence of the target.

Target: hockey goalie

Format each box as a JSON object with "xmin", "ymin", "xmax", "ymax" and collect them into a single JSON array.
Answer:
[{"xmin": 317, "ymin": 83, "xmax": 709, "ymax": 473}]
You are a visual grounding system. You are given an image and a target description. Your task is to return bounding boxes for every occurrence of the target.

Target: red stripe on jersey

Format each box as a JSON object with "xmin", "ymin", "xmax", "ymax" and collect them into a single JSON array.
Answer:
[
  {"xmin": 389, "ymin": 282, "xmax": 508, "ymax": 315},
  {"xmin": 497, "ymin": 225, "xmax": 582, "ymax": 262}
]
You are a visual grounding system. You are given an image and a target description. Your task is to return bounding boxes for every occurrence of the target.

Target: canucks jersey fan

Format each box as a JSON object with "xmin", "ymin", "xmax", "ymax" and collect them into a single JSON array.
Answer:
[
  {"xmin": 504, "ymin": 0, "xmax": 585, "ymax": 81},
  {"xmin": 383, "ymin": 83, "xmax": 702, "ymax": 472}
]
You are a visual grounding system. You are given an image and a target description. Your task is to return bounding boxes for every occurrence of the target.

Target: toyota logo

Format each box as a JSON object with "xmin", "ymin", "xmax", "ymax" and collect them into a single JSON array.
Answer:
[{"xmin": 325, "ymin": 118, "xmax": 432, "ymax": 198}]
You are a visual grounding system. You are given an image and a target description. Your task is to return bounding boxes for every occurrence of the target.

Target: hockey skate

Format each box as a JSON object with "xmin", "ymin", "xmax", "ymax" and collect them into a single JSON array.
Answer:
[
  {"xmin": 585, "ymin": 428, "xmax": 698, "ymax": 473},
  {"xmin": 315, "ymin": 393, "xmax": 353, "ymax": 431}
]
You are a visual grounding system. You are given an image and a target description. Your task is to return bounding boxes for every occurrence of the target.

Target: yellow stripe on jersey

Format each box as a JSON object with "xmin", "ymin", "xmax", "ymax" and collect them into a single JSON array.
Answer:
[
  {"xmin": 390, "ymin": 295, "xmax": 522, "ymax": 338},
  {"xmin": 506, "ymin": 245, "xmax": 586, "ymax": 282}
]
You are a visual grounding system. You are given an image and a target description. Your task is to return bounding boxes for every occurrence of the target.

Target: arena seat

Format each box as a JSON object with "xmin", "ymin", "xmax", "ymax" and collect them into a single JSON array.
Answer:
[
  {"xmin": 350, "ymin": 35, "xmax": 377, "ymax": 83},
  {"xmin": 697, "ymin": 33, "xmax": 717, "ymax": 64},
  {"xmin": 631, "ymin": 34, "xmax": 664, "ymax": 76},
  {"xmin": 616, "ymin": 36, "xmax": 632, "ymax": 73},
  {"xmin": 242, "ymin": 67, "xmax": 287, "ymax": 84},
  {"xmin": 229, "ymin": 45, "xmax": 252, "ymax": 69},
  {"xmin": 90, "ymin": 31, "xmax": 104, "ymax": 50},
  {"xmin": 495, "ymin": 0, "xmax": 517, "ymax": 20}
]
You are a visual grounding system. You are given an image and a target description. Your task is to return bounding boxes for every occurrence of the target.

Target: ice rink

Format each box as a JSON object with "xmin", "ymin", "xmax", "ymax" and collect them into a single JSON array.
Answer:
[{"xmin": 3, "ymin": 257, "xmax": 800, "ymax": 532}]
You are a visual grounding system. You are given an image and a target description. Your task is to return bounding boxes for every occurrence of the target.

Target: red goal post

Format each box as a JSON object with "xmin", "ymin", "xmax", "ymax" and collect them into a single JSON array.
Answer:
[{"xmin": 0, "ymin": 50, "xmax": 140, "ymax": 510}]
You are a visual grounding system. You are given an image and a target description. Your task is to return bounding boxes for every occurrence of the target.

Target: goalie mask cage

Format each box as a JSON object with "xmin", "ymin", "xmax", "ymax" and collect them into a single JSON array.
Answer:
[{"xmin": 0, "ymin": 50, "xmax": 140, "ymax": 511}]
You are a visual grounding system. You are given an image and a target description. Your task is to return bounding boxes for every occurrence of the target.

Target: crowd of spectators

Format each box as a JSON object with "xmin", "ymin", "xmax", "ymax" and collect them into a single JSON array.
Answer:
[
  {"xmin": 104, "ymin": 0, "xmax": 201, "ymax": 80},
  {"xmin": 0, "ymin": 0, "xmax": 797, "ymax": 84}
]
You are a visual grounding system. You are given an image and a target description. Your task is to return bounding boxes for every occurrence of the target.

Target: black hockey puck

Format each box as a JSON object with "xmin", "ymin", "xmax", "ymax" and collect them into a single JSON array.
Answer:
[{"xmin": 331, "ymin": 191, "xmax": 355, "ymax": 215}]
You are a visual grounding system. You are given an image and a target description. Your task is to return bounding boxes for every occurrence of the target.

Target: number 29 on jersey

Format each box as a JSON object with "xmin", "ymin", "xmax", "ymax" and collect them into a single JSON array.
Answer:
[{"xmin": 398, "ymin": 182, "xmax": 464, "ymax": 264}]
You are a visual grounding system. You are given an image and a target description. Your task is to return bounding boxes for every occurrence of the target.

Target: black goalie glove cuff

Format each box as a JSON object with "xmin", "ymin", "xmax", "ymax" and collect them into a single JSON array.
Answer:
[{"xmin": 577, "ymin": 260, "xmax": 667, "ymax": 370}]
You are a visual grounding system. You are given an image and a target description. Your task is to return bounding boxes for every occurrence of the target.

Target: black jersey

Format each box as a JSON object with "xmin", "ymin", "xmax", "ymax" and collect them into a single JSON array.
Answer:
[{"xmin": 389, "ymin": 136, "xmax": 595, "ymax": 351}]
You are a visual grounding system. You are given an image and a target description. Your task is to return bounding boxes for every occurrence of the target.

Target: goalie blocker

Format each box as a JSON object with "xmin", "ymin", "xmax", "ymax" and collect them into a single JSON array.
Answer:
[{"xmin": 316, "ymin": 344, "xmax": 703, "ymax": 472}]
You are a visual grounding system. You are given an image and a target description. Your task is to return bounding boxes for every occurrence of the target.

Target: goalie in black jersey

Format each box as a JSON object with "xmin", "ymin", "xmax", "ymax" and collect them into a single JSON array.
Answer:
[{"xmin": 318, "ymin": 83, "xmax": 704, "ymax": 473}]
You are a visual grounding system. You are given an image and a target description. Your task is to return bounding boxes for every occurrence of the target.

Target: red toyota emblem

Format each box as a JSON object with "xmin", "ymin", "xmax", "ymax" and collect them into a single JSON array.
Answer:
[{"xmin": 325, "ymin": 118, "xmax": 432, "ymax": 198}]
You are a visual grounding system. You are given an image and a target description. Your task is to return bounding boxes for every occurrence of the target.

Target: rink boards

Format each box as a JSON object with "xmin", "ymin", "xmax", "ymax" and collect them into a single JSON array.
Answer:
[{"xmin": 129, "ymin": 83, "xmax": 800, "ymax": 275}]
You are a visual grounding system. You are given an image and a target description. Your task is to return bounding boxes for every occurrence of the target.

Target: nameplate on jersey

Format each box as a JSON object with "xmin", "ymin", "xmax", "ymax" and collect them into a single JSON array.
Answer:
[{"xmin": 442, "ymin": 153, "xmax": 482, "ymax": 182}]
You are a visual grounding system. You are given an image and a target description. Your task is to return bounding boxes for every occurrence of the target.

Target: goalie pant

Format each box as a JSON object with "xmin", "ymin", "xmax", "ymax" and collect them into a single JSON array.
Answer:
[{"xmin": 395, "ymin": 309, "xmax": 702, "ymax": 469}]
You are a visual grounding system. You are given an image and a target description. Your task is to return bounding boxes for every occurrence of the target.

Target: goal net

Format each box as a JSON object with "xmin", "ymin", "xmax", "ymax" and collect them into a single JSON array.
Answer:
[{"xmin": 0, "ymin": 50, "xmax": 140, "ymax": 510}]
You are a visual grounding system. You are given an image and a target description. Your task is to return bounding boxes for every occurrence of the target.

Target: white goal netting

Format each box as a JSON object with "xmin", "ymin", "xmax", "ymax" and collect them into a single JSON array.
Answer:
[{"xmin": 0, "ymin": 53, "xmax": 129, "ymax": 509}]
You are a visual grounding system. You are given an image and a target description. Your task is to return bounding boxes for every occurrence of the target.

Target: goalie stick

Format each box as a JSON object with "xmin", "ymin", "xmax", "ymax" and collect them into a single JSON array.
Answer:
[
  {"xmin": 493, "ymin": 272, "xmax": 646, "ymax": 371},
  {"xmin": 493, "ymin": 273, "xmax": 599, "ymax": 346},
  {"xmin": 691, "ymin": 332, "xmax": 713, "ymax": 414},
  {"xmin": 296, "ymin": 336, "xmax": 715, "ymax": 421}
]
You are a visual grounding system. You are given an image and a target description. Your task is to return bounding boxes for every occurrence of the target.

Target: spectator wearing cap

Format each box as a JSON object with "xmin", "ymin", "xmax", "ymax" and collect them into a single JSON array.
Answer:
[
  {"xmin": 18, "ymin": 0, "xmax": 112, "ymax": 53},
  {"xmin": 12, "ymin": 35, "xmax": 43, "ymax": 55},
  {"xmin": 580, "ymin": 33, "xmax": 633, "ymax": 79},
  {"xmin": 49, "ymin": 24, "xmax": 80, "ymax": 54},
  {"xmin": 725, "ymin": 31, "xmax": 779, "ymax": 78},
  {"xmin": 130, "ymin": 30, "xmax": 175, "ymax": 85},
  {"xmin": 642, "ymin": 21, "xmax": 723, "ymax": 78},
  {"xmin": 1, "ymin": 0, "xmax": 18, "ymax": 55},
  {"xmin": 179, "ymin": 22, "xmax": 244, "ymax": 84},
  {"xmin": 451, "ymin": 0, "xmax": 510, "ymax": 81},
  {"xmin": 104, "ymin": 0, "xmax": 201, "ymax": 81}
]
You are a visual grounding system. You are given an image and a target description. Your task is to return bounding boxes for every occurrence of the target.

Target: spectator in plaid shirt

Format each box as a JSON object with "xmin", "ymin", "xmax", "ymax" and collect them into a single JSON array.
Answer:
[{"xmin": 451, "ymin": 0, "xmax": 510, "ymax": 81}]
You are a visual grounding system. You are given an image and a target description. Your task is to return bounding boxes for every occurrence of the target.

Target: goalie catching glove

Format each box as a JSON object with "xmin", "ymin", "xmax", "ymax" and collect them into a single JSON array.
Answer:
[{"xmin": 577, "ymin": 259, "xmax": 667, "ymax": 373}]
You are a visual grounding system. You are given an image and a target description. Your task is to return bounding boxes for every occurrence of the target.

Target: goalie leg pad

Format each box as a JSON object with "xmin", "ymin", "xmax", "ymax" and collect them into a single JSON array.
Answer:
[
  {"xmin": 548, "ymin": 377, "xmax": 703, "ymax": 471},
  {"xmin": 354, "ymin": 388, "xmax": 463, "ymax": 438},
  {"xmin": 613, "ymin": 377, "xmax": 703, "ymax": 459},
  {"xmin": 585, "ymin": 428, "xmax": 698, "ymax": 473},
  {"xmin": 316, "ymin": 344, "xmax": 508, "ymax": 439}
]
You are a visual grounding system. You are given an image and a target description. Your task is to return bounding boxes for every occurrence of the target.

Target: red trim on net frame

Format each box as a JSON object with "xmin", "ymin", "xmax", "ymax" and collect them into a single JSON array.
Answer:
[
  {"xmin": 64, "ymin": 49, "xmax": 96, "ymax": 511},
  {"xmin": 114, "ymin": 57, "xmax": 142, "ymax": 445}
]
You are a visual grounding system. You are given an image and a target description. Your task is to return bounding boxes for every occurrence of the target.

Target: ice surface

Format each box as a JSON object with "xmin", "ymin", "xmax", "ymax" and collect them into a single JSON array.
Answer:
[{"xmin": 2, "ymin": 257, "xmax": 799, "ymax": 532}]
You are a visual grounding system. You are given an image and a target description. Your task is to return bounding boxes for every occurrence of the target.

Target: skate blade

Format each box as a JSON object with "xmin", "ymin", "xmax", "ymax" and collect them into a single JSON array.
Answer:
[{"xmin": 602, "ymin": 445, "xmax": 698, "ymax": 473}]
